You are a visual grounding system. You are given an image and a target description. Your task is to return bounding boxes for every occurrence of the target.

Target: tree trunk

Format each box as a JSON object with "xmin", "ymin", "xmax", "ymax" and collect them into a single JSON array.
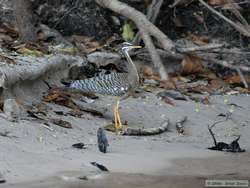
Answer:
[{"xmin": 13, "ymin": 0, "xmax": 37, "ymax": 43}]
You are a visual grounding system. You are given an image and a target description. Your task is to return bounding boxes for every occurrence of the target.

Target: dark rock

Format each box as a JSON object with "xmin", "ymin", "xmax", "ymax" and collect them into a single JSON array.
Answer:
[
  {"xmin": 72, "ymin": 143, "xmax": 86, "ymax": 149},
  {"xmin": 91, "ymin": 162, "xmax": 109, "ymax": 172},
  {"xmin": 97, "ymin": 127, "xmax": 109, "ymax": 153}
]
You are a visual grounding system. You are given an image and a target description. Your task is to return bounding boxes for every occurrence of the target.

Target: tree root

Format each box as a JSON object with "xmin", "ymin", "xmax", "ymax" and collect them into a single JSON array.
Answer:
[{"xmin": 95, "ymin": 0, "xmax": 175, "ymax": 80}]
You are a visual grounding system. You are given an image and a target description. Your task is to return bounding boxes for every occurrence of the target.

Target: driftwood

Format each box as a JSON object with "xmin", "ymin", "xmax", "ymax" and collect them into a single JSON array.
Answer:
[
  {"xmin": 0, "ymin": 53, "xmax": 85, "ymax": 109},
  {"xmin": 0, "ymin": 54, "xmax": 84, "ymax": 88},
  {"xmin": 122, "ymin": 119, "xmax": 169, "ymax": 136}
]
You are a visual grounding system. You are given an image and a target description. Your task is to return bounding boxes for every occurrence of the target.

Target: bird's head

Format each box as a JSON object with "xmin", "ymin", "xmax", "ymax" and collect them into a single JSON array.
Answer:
[{"xmin": 118, "ymin": 42, "xmax": 142, "ymax": 56}]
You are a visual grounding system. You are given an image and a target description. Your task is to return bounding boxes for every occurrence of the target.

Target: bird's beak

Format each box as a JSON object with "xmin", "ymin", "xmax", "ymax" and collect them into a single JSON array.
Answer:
[{"xmin": 131, "ymin": 45, "xmax": 142, "ymax": 49}]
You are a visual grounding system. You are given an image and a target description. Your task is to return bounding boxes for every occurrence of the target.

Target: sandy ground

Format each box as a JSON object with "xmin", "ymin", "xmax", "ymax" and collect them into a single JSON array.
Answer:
[{"xmin": 0, "ymin": 91, "xmax": 250, "ymax": 187}]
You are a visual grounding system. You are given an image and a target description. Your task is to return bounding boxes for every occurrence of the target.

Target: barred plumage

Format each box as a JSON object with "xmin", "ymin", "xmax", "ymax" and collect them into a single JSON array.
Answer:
[
  {"xmin": 70, "ymin": 72, "xmax": 130, "ymax": 96},
  {"xmin": 69, "ymin": 42, "xmax": 141, "ymax": 132}
]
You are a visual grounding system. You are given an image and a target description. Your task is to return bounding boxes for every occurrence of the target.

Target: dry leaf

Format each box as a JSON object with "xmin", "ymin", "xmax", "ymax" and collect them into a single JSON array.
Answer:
[
  {"xmin": 181, "ymin": 54, "xmax": 204, "ymax": 75},
  {"xmin": 159, "ymin": 80, "xmax": 177, "ymax": 90},
  {"xmin": 142, "ymin": 65, "xmax": 154, "ymax": 77},
  {"xmin": 234, "ymin": 87, "xmax": 250, "ymax": 94},
  {"xmin": 71, "ymin": 35, "xmax": 102, "ymax": 54},
  {"xmin": 0, "ymin": 54, "xmax": 16, "ymax": 65},
  {"xmin": 189, "ymin": 33, "xmax": 210, "ymax": 46},
  {"xmin": 0, "ymin": 33, "xmax": 14, "ymax": 43},
  {"xmin": 201, "ymin": 96, "xmax": 210, "ymax": 105},
  {"xmin": 157, "ymin": 90, "xmax": 187, "ymax": 100},
  {"xmin": 0, "ymin": 22, "xmax": 18, "ymax": 38},
  {"xmin": 44, "ymin": 88, "xmax": 103, "ymax": 117},
  {"xmin": 13, "ymin": 43, "xmax": 44, "ymax": 56},
  {"xmin": 16, "ymin": 47, "xmax": 43, "ymax": 56},
  {"xmin": 67, "ymin": 109, "xmax": 83, "ymax": 117},
  {"xmin": 224, "ymin": 75, "xmax": 250, "ymax": 84},
  {"xmin": 50, "ymin": 118, "xmax": 72, "ymax": 129},
  {"xmin": 208, "ymin": 0, "xmax": 226, "ymax": 5},
  {"xmin": 199, "ymin": 71, "xmax": 218, "ymax": 80},
  {"xmin": 43, "ymin": 91, "xmax": 60, "ymax": 102},
  {"xmin": 209, "ymin": 79, "xmax": 225, "ymax": 90},
  {"xmin": 43, "ymin": 89, "xmax": 76, "ymax": 109},
  {"xmin": 163, "ymin": 96, "xmax": 176, "ymax": 106}
]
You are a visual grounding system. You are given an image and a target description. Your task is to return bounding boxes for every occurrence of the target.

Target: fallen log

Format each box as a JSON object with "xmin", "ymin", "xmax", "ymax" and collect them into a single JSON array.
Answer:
[{"xmin": 0, "ymin": 53, "xmax": 85, "ymax": 104}]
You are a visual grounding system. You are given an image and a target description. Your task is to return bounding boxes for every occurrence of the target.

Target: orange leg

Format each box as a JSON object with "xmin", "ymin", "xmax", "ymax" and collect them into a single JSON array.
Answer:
[
  {"xmin": 116, "ymin": 100, "xmax": 122, "ymax": 129},
  {"xmin": 113, "ymin": 99, "xmax": 123, "ymax": 132},
  {"xmin": 113, "ymin": 105, "xmax": 118, "ymax": 132}
]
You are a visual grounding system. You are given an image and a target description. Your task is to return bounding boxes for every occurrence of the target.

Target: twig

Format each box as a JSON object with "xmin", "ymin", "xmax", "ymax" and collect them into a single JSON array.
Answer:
[
  {"xmin": 169, "ymin": 0, "xmax": 193, "ymax": 8},
  {"xmin": 133, "ymin": 0, "xmax": 164, "ymax": 44},
  {"xmin": 198, "ymin": 0, "xmax": 250, "ymax": 37},
  {"xmin": 208, "ymin": 125, "xmax": 217, "ymax": 146},
  {"xmin": 177, "ymin": 43, "xmax": 225, "ymax": 53},
  {"xmin": 236, "ymin": 67, "xmax": 249, "ymax": 88},
  {"xmin": 208, "ymin": 119, "xmax": 229, "ymax": 145},
  {"xmin": 209, "ymin": 49, "xmax": 250, "ymax": 55},
  {"xmin": 200, "ymin": 57, "xmax": 250, "ymax": 72},
  {"xmin": 147, "ymin": 0, "xmax": 164, "ymax": 24}
]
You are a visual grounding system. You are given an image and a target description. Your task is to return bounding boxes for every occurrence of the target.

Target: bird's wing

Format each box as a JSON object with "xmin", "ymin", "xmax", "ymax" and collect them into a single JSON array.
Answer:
[{"xmin": 69, "ymin": 73, "xmax": 130, "ymax": 96}]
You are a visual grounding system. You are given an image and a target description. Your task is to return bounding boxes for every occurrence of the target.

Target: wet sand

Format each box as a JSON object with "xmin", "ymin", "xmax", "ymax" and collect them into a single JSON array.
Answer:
[{"xmin": 3, "ymin": 172, "xmax": 249, "ymax": 188}]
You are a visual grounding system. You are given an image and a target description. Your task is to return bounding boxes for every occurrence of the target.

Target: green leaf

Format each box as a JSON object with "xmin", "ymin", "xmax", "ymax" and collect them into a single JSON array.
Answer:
[{"xmin": 122, "ymin": 22, "xmax": 134, "ymax": 41}]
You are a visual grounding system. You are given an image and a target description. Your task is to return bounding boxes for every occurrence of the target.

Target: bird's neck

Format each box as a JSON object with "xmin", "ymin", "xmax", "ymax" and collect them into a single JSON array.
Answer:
[{"xmin": 124, "ymin": 51, "xmax": 139, "ymax": 87}]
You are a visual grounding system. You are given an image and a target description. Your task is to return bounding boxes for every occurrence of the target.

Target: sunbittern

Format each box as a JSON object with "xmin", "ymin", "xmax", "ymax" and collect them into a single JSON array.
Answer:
[{"xmin": 69, "ymin": 42, "xmax": 141, "ymax": 132}]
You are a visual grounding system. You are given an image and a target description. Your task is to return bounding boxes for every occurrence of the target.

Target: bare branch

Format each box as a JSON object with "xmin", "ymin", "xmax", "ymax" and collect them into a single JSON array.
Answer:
[{"xmin": 199, "ymin": 0, "xmax": 250, "ymax": 37}]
